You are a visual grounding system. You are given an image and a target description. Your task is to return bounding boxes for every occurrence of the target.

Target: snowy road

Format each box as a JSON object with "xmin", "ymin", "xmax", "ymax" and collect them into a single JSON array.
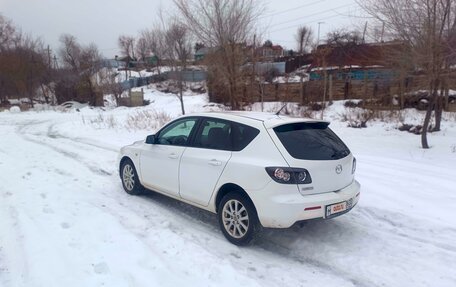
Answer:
[{"xmin": 1, "ymin": 110, "xmax": 455, "ymax": 287}]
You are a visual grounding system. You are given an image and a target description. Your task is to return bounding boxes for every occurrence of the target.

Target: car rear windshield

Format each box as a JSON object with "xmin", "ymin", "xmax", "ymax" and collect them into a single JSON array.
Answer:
[{"xmin": 273, "ymin": 122, "xmax": 350, "ymax": 160}]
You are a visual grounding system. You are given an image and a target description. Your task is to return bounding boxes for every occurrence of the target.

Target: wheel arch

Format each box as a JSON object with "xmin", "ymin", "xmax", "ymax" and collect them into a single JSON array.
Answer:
[
  {"xmin": 119, "ymin": 156, "xmax": 133, "ymax": 177},
  {"xmin": 214, "ymin": 183, "xmax": 257, "ymax": 215}
]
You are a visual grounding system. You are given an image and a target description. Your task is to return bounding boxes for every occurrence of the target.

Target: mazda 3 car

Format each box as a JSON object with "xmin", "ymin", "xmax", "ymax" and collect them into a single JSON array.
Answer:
[{"xmin": 118, "ymin": 112, "xmax": 360, "ymax": 245}]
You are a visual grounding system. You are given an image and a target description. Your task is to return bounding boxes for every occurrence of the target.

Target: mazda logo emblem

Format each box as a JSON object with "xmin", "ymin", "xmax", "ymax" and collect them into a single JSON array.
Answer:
[{"xmin": 335, "ymin": 165, "xmax": 343, "ymax": 174}]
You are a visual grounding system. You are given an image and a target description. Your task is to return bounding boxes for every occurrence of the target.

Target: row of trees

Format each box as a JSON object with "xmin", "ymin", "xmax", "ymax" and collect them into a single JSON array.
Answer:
[
  {"xmin": 56, "ymin": 34, "xmax": 105, "ymax": 106},
  {"xmin": 0, "ymin": 14, "xmax": 107, "ymax": 106},
  {"xmin": 3, "ymin": 0, "xmax": 455, "ymax": 148},
  {"xmin": 171, "ymin": 0, "xmax": 456, "ymax": 148},
  {"xmin": 173, "ymin": 0, "xmax": 263, "ymax": 110},
  {"xmin": 116, "ymin": 16, "xmax": 192, "ymax": 114},
  {"xmin": 358, "ymin": 0, "xmax": 456, "ymax": 148},
  {"xmin": 0, "ymin": 15, "xmax": 50, "ymax": 107}
]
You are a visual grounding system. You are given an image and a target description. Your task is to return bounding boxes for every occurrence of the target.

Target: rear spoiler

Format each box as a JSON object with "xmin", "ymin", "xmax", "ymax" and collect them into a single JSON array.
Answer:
[{"xmin": 263, "ymin": 118, "xmax": 330, "ymax": 129}]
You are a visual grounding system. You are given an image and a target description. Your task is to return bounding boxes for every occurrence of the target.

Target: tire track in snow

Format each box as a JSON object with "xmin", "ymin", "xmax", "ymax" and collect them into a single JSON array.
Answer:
[
  {"xmin": 0, "ymin": 206, "xmax": 29, "ymax": 287},
  {"xmin": 11, "ymin": 120, "xmax": 412, "ymax": 287},
  {"xmin": 96, "ymin": 191, "xmax": 362, "ymax": 287},
  {"xmin": 359, "ymin": 159, "xmax": 455, "ymax": 194},
  {"xmin": 10, "ymin": 117, "xmax": 455, "ymax": 286},
  {"xmin": 356, "ymin": 206, "xmax": 456, "ymax": 253},
  {"xmin": 255, "ymin": 238, "xmax": 374, "ymax": 287},
  {"xmin": 24, "ymin": 134, "xmax": 113, "ymax": 176},
  {"xmin": 46, "ymin": 123, "xmax": 119, "ymax": 153},
  {"xmin": 16, "ymin": 122, "xmax": 114, "ymax": 177}
]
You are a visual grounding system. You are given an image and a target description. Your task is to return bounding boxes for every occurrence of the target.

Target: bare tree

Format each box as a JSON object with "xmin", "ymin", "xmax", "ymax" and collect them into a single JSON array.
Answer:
[
  {"xmin": 58, "ymin": 35, "xmax": 103, "ymax": 106},
  {"xmin": 140, "ymin": 28, "xmax": 167, "ymax": 74},
  {"xmin": 118, "ymin": 35, "xmax": 135, "ymax": 80},
  {"xmin": 358, "ymin": 0, "xmax": 456, "ymax": 148},
  {"xmin": 164, "ymin": 21, "xmax": 192, "ymax": 115},
  {"xmin": 59, "ymin": 34, "xmax": 81, "ymax": 70},
  {"xmin": 98, "ymin": 67, "xmax": 124, "ymax": 106},
  {"xmin": 295, "ymin": 26, "xmax": 313, "ymax": 106},
  {"xmin": 295, "ymin": 26, "xmax": 313, "ymax": 55},
  {"xmin": 326, "ymin": 29, "xmax": 362, "ymax": 46},
  {"xmin": 0, "ymin": 15, "xmax": 16, "ymax": 103},
  {"xmin": 0, "ymin": 45, "xmax": 47, "ymax": 107},
  {"xmin": 0, "ymin": 14, "xmax": 16, "ymax": 51},
  {"xmin": 174, "ymin": 0, "xmax": 263, "ymax": 109},
  {"xmin": 135, "ymin": 34, "xmax": 149, "ymax": 65},
  {"xmin": 0, "ymin": 16, "xmax": 49, "ymax": 107}
]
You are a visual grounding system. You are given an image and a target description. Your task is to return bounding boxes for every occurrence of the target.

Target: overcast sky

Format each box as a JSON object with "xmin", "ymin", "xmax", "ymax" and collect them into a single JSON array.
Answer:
[{"xmin": 0, "ymin": 0, "xmax": 364, "ymax": 58}]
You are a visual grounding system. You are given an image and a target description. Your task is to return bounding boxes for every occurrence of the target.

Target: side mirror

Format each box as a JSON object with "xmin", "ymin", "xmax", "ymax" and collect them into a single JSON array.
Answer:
[{"xmin": 145, "ymin": 135, "xmax": 156, "ymax": 144}]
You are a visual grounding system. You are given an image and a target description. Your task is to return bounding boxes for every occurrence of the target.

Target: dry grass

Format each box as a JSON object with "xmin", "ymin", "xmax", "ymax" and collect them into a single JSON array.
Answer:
[
  {"xmin": 125, "ymin": 110, "xmax": 171, "ymax": 131},
  {"xmin": 339, "ymin": 107, "xmax": 411, "ymax": 128},
  {"xmin": 81, "ymin": 109, "xmax": 171, "ymax": 131},
  {"xmin": 82, "ymin": 113, "xmax": 118, "ymax": 129}
]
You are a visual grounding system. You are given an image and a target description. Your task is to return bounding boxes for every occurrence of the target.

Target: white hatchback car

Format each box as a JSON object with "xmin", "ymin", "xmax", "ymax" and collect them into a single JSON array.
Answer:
[{"xmin": 119, "ymin": 112, "xmax": 360, "ymax": 245}]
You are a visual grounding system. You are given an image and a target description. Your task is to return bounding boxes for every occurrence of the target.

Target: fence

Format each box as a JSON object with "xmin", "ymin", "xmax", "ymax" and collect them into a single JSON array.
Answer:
[
  {"xmin": 243, "ymin": 74, "xmax": 456, "ymax": 108},
  {"xmin": 449, "ymin": 103, "xmax": 456, "ymax": 112},
  {"xmin": 244, "ymin": 78, "xmax": 396, "ymax": 103},
  {"xmin": 167, "ymin": 70, "xmax": 208, "ymax": 82},
  {"xmin": 120, "ymin": 70, "xmax": 207, "ymax": 90}
]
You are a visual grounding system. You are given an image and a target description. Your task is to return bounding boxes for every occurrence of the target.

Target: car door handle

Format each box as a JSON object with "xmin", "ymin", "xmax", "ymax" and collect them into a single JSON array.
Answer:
[
  {"xmin": 168, "ymin": 153, "xmax": 179, "ymax": 159},
  {"xmin": 208, "ymin": 159, "xmax": 222, "ymax": 166}
]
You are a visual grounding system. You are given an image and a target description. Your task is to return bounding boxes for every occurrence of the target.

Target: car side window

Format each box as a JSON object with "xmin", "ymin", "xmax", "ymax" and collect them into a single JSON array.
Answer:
[
  {"xmin": 231, "ymin": 123, "xmax": 260, "ymax": 151},
  {"xmin": 156, "ymin": 118, "xmax": 197, "ymax": 146},
  {"xmin": 194, "ymin": 119, "xmax": 232, "ymax": 151},
  {"xmin": 193, "ymin": 118, "xmax": 260, "ymax": 151}
]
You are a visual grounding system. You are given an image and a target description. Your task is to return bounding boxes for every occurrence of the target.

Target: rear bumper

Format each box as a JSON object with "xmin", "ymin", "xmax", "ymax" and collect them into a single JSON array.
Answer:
[{"xmin": 250, "ymin": 180, "xmax": 361, "ymax": 228}]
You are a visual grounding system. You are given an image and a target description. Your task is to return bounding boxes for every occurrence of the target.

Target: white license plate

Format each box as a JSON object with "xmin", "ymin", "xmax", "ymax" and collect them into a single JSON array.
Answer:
[{"xmin": 326, "ymin": 201, "xmax": 347, "ymax": 217}]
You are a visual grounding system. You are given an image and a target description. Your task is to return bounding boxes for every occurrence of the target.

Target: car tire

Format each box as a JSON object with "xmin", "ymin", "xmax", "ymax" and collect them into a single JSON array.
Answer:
[
  {"xmin": 120, "ymin": 159, "xmax": 144, "ymax": 195},
  {"xmin": 218, "ymin": 192, "xmax": 261, "ymax": 246}
]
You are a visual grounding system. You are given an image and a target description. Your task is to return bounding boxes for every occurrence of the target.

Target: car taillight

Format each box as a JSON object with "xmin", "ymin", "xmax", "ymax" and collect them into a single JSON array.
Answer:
[
  {"xmin": 265, "ymin": 167, "xmax": 312, "ymax": 184},
  {"xmin": 352, "ymin": 158, "xmax": 357, "ymax": 174}
]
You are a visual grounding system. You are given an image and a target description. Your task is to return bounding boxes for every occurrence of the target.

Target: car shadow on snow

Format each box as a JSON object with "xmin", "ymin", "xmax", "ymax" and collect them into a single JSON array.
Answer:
[
  {"xmin": 138, "ymin": 188, "xmax": 220, "ymax": 230},
  {"xmin": 136, "ymin": 187, "xmax": 364, "ymax": 253},
  {"xmin": 257, "ymin": 214, "xmax": 363, "ymax": 252}
]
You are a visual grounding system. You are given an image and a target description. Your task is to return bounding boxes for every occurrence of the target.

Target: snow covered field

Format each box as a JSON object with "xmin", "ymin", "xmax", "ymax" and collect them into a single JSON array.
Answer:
[{"xmin": 1, "ymin": 89, "xmax": 455, "ymax": 287}]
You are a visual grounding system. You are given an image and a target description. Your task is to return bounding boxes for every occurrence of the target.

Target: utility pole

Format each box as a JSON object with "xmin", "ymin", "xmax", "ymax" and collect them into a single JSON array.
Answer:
[
  {"xmin": 380, "ymin": 21, "xmax": 385, "ymax": 42},
  {"xmin": 46, "ymin": 45, "xmax": 51, "ymax": 68},
  {"xmin": 362, "ymin": 21, "xmax": 368, "ymax": 43},
  {"xmin": 29, "ymin": 53, "xmax": 36, "ymax": 108},
  {"xmin": 53, "ymin": 55, "xmax": 58, "ymax": 70},
  {"xmin": 251, "ymin": 34, "xmax": 257, "ymax": 110},
  {"xmin": 317, "ymin": 22, "xmax": 325, "ymax": 46}
]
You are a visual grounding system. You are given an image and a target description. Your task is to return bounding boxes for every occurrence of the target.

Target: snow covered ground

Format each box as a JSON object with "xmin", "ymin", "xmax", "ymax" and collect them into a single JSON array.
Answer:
[{"xmin": 1, "ymin": 89, "xmax": 455, "ymax": 287}]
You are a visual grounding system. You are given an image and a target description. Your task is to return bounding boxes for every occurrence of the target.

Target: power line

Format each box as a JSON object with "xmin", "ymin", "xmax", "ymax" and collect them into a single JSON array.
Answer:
[
  {"xmin": 259, "ymin": 0, "xmax": 328, "ymax": 19},
  {"xmin": 99, "ymin": 47, "xmax": 118, "ymax": 51},
  {"xmin": 270, "ymin": 11, "xmax": 352, "ymax": 33},
  {"xmin": 332, "ymin": 8, "xmax": 375, "ymax": 19},
  {"xmin": 271, "ymin": 3, "xmax": 359, "ymax": 28}
]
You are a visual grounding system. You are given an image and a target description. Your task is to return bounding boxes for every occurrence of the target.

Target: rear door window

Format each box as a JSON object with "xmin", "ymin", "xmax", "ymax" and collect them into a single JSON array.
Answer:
[
  {"xmin": 192, "ymin": 118, "xmax": 259, "ymax": 151},
  {"xmin": 194, "ymin": 119, "xmax": 232, "ymax": 150},
  {"xmin": 273, "ymin": 122, "xmax": 350, "ymax": 160}
]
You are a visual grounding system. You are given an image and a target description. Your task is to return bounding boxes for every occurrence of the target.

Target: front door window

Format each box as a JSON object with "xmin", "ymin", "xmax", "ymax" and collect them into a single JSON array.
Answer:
[{"xmin": 156, "ymin": 119, "xmax": 197, "ymax": 146}]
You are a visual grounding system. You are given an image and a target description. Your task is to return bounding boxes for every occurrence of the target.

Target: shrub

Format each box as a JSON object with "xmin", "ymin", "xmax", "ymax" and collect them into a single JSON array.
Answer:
[
  {"xmin": 309, "ymin": 102, "xmax": 323, "ymax": 111},
  {"xmin": 340, "ymin": 108, "xmax": 373, "ymax": 128},
  {"xmin": 344, "ymin": 100, "xmax": 363, "ymax": 108}
]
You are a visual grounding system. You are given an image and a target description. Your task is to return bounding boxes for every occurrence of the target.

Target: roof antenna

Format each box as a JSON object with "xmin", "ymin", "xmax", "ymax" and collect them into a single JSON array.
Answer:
[{"xmin": 275, "ymin": 104, "xmax": 287, "ymax": 116}]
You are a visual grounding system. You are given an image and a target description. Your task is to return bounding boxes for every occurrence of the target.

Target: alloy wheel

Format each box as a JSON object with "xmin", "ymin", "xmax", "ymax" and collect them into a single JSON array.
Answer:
[
  {"xmin": 222, "ymin": 199, "xmax": 250, "ymax": 239},
  {"xmin": 122, "ymin": 164, "xmax": 135, "ymax": 191}
]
